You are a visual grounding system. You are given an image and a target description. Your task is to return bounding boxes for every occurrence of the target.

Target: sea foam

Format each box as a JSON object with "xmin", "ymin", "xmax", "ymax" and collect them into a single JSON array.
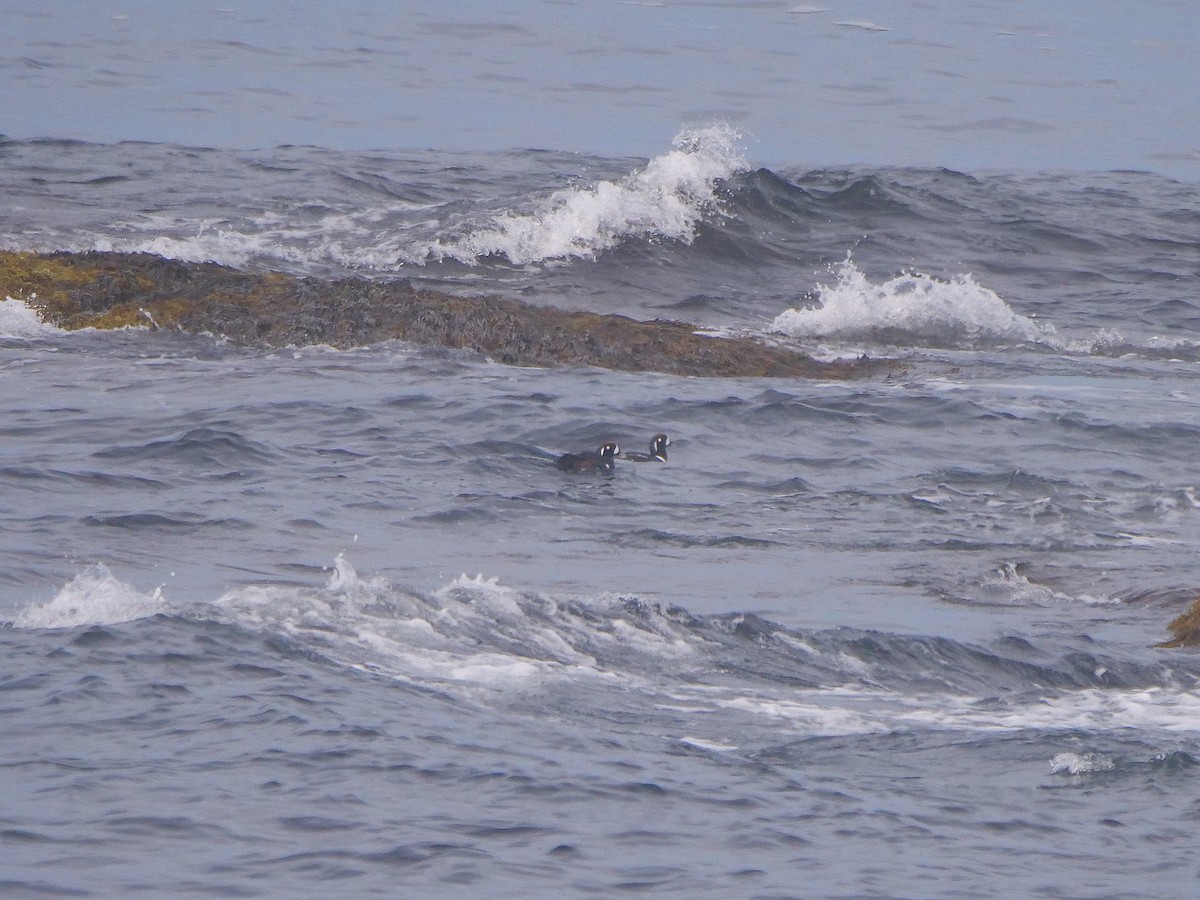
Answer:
[
  {"xmin": 714, "ymin": 684, "xmax": 1200, "ymax": 737},
  {"xmin": 16, "ymin": 126, "xmax": 748, "ymax": 275},
  {"xmin": 1049, "ymin": 751, "xmax": 1116, "ymax": 775},
  {"xmin": 427, "ymin": 124, "xmax": 747, "ymax": 265},
  {"xmin": 11, "ymin": 563, "xmax": 166, "ymax": 629},
  {"xmin": 770, "ymin": 258, "xmax": 1058, "ymax": 348},
  {"xmin": 208, "ymin": 556, "xmax": 595, "ymax": 691},
  {"xmin": 202, "ymin": 556, "xmax": 714, "ymax": 693},
  {"xmin": 0, "ymin": 295, "xmax": 65, "ymax": 339}
]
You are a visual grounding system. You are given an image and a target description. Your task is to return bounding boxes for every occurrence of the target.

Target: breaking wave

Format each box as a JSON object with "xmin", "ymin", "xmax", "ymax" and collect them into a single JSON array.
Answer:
[
  {"xmin": 10, "ymin": 563, "xmax": 167, "ymax": 628},
  {"xmin": 770, "ymin": 257, "xmax": 1058, "ymax": 349},
  {"xmin": 11, "ymin": 556, "xmax": 1200, "ymax": 739},
  {"xmin": 425, "ymin": 124, "xmax": 747, "ymax": 265},
  {"xmin": 3, "ymin": 126, "xmax": 748, "ymax": 275},
  {"xmin": 0, "ymin": 295, "xmax": 67, "ymax": 339}
]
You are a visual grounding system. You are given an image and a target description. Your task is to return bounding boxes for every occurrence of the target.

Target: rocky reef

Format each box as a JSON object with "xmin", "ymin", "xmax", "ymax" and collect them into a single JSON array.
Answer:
[
  {"xmin": 0, "ymin": 250, "xmax": 891, "ymax": 379},
  {"xmin": 1157, "ymin": 598, "xmax": 1200, "ymax": 649}
]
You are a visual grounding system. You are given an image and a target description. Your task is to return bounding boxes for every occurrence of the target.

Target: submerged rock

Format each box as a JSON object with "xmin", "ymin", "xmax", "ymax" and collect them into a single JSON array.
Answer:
[{"xmin": 0, "ymin": 250, "xmax": 891, "ymax": 379}]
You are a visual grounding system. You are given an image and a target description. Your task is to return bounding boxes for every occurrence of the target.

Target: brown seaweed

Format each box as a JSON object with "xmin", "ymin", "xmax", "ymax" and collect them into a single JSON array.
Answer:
[
  {"xmin": 0, "ymin": 250, "xmax": 894, "ymax": 379},
  {"xmin": 1156, "ymin": 598, "xmax": 1200, "ymax": 649}
]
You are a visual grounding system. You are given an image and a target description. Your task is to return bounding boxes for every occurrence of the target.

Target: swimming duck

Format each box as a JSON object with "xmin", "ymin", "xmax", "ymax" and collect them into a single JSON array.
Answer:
[
  {"xmin": 556, "ymin": 440, "xmax": 620, "ymax": 473},
  {"xmin": 621, "ymin": 433, "xmax": 670, "ymax": 463}
]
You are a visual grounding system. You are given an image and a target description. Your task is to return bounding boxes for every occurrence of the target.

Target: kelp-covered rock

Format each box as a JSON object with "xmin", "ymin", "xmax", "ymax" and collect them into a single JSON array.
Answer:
[
  {"xmin": 0, "ymin": 250, "xmax": 891, "ymax": 379},
  {"xmin": 1157, "ymin": 598, "xmax": 1200, "ymax": 649}
]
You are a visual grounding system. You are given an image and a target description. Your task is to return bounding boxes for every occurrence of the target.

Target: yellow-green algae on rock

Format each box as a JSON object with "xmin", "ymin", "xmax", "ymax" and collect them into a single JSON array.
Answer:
[
  {"xmin": 1157, "ymin": 598, "xmax": 1200, "ymax": 649},
  {"xmin": 0, "ymin": 250, "xmax": 892, "ymax": 379}
]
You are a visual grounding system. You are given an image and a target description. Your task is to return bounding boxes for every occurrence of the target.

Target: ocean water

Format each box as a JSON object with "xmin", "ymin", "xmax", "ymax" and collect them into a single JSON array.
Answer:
[
  {"xmin": 4, "ymin": 3, "xmax": 1200, "ymax": 898},
  {"xmin": 3, "ymin": 0, "xmax": 1199, "ymax": 175}
]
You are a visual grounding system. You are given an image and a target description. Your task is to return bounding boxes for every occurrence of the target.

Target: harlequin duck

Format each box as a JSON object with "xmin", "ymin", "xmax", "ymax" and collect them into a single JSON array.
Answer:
[
  {"xmin": 556, "ymin": 441, "xmax": 620, "ymax": 473},
  {"xmin": 621, "ymin": 433, "xmax": 670, "ymax": 463}
]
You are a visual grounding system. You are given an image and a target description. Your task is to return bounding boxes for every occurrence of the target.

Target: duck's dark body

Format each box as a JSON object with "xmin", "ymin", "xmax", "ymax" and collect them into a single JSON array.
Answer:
[
  {"xmin": 556, "ymin": 441, "xmax": 620, "ymax": 473},
  {"xmin": 621, "ymin": 433, "xmax": 670, "ymax": 463}
]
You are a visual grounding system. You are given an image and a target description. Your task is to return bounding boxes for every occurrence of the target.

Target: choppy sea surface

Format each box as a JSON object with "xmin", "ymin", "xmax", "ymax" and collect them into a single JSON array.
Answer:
[
  {"xmin": 5, "ymin": 0, "xmax": 1200, "ymax": 883},
  {"xmin": 4, "ymin": 127, "xmax": 1200, "ymax": 898}
]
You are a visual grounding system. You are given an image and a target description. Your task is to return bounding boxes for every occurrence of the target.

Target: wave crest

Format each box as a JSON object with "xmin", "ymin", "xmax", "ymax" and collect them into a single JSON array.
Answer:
[
  {"xmin": 0, "ymin": 295, "xmax": 67, "ymax": 339},
  {"xmin": 770, "ymin": 258, "xmax": 1057, "ymax": 348},
  {"xmin": 11, "ymin": 563, "xmax": 166, "ymax": 629},
  {"xmin": 427, "ymin": 124, "xmax": 747, "ymax": 265}
]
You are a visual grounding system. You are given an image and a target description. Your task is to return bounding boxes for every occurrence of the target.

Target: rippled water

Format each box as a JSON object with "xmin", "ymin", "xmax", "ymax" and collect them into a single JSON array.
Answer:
[
  {"xmin": 3, "ymin": 9, "xmax": 1200, "ymax": 895},
  {"xmin": 3, "ymin": 0, "xmax": 1198, "ymax": 175}
]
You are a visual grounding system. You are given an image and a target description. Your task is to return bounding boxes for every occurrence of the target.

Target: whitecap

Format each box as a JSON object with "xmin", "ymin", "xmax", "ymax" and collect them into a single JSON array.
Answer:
[
  {"xmin": 11, "ymin": 563, "xmax": 166, "ymax": 629},
  {"xmin": 714, "ymin": 685, "xmax": 1200, "ymax": 737},
  {"xmin": 770, "ymin": 257, "xmax": 1058, "ymax": 348},
  {"xmin": 1049, "ymin": 752, "xmax": 1115, "ymax": 775},
  {"xmin": 207, "ymin": 557, "xmax": 597, "ymax": 692},
  {"xmin": 0, "ymin": 294, "xmax": 65, "ymax": 339},
  {"xmin": 980, "ymin": 563, "xmax": 1117, "ymax": 607},
  {"xmin": 426, "ymin": 124, "xmax": 747, "ymax": 265},
  {"xmin": 15, "ymin": 126, "xmax": 748, "ymax": 276}
]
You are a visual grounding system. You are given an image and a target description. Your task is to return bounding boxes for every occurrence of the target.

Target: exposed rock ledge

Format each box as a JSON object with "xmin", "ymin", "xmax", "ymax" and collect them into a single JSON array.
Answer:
[
  {"xmin": 1, "ymin": 250, "xmax": 890, "ymax": 378},
  {"xmin": 1157, "ymin": 598, "xmax": 1200, "ymax": 649}
]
